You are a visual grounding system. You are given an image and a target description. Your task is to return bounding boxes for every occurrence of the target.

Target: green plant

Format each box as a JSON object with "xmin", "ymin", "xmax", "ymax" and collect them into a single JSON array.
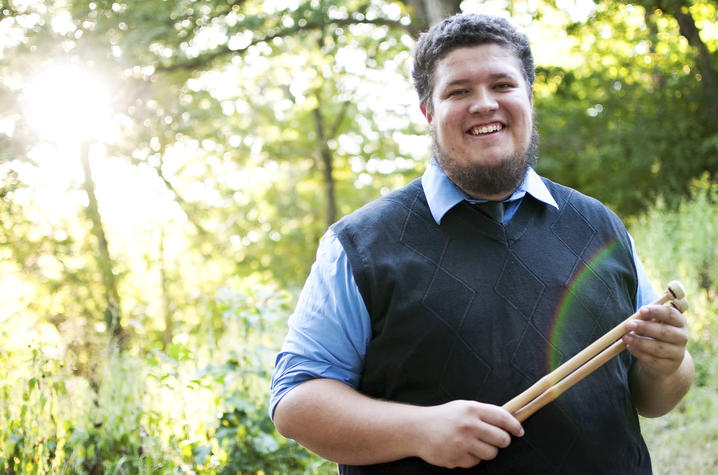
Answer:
[
  {"xmin": 629, "ymin": 174, "xmax": 718, "ymax": 473},
  {"xmin": 0, "ymin": 281, "xmax": 329, "ymax": 473}
]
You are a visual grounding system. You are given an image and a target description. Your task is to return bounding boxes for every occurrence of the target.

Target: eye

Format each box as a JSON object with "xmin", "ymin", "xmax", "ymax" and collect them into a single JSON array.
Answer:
[{"xmin": 447, "ymin": 89, "xmax": 469, "ymax": 97}]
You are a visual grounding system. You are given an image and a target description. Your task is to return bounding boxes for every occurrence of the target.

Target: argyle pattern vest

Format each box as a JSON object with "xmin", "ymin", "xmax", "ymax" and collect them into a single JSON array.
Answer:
[{"xmin": 332, "ymin": 178, "xmax": 651, "ymax": 474}]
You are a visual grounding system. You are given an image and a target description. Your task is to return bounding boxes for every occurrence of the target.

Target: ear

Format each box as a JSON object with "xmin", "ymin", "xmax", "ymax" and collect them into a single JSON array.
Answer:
[{"xmin": 420, "ymin": 104, "xmax": 433, "ymax": 124}]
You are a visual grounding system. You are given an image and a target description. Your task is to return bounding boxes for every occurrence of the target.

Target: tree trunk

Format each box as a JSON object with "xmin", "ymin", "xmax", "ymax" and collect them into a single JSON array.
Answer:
[
  {"xmin": 160, "ymin": 227, "xmax": 173, "ymax": 349},
  {"xmin": 671, "ymin": 4, "xmax": 718, "ymax": 125},
  {"xmin": 313, "ymin": 106, "xmax": 337, "ymax": 227},
  {"xmin": 80, "ymin": 142, "xmax": 125, "ymax": 346},
  {"xmin": 403, "ymin": 0, "xmax": 462, "ymax": 37}
]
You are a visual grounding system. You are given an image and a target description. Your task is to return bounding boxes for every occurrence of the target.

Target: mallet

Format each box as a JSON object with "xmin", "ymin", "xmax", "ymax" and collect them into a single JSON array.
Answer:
[{"xmin": 503, "ymin": 281, "xmax": 688, "ymax": 423}]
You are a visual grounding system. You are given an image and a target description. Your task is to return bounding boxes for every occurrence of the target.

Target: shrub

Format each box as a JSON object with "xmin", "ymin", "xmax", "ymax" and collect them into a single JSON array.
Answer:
[{"xmin": 628, "ymin": 173, "xmax": 718, "ymax": 473}]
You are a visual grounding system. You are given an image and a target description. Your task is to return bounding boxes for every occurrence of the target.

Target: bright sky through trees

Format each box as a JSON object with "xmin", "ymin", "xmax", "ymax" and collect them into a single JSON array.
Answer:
[
  {"xmin": 6, "ymin": 0, "xmax": 591, "ymax": 232},
  {"xmin": 17, "ymin": 61, "xmax": 145, "ymax": 227},
  {"xmin": 13, "ymin": 57, "xmax": 186, "ymax": 280},
  {"xmin": 21, "ymin": 62, "xmax": 116, "ymax": 145}
]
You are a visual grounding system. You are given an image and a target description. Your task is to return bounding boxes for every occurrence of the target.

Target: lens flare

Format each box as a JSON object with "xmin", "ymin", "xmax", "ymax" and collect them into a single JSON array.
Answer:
[{"xmin": 547, "ymin": 240, "xmax": 621, "ymax": 372}]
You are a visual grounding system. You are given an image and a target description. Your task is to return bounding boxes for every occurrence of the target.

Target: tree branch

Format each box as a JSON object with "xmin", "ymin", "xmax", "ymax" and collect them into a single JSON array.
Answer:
[
  {"xmin": 329, "ymin": 101, "xmax": 351, "ymax": 140},
  {"xmin": 153, "ymin": 17, "xmax": 411, "ymax": 74},
  {"xmin": 313, "ymin": 102, "xmax": 337, "ymax": 226}
]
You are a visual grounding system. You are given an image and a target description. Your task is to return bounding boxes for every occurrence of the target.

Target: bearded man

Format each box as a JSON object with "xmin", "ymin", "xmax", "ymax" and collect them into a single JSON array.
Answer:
[{"xmin": 270, "ymin": 13, "xmax": 694, "ymax": 474}]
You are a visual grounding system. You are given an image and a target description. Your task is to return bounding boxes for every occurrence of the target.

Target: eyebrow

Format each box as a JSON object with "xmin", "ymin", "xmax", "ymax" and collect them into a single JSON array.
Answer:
[{"xmin": 442, "ymin": 72, "xmax": 520, "ymax": 89}]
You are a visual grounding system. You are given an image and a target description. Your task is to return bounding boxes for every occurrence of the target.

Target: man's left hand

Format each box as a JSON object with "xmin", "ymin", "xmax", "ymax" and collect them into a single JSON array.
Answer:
[
  {"xmin": 623, "ymin": 303, "xmax": 688, "ymax": 377},
  {"xmin": 624, "ymin": 303, "xmax": 694, "ymax": 417}
]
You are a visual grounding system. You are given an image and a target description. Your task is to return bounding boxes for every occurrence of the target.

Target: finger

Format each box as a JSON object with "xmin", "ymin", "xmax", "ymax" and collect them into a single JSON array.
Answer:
[
  {"xmin": 637, "ymin": 305, "xmax": 687, "ymax": 328},
  {"xmin": 623, "ymin": 330, "xmax": 687, "ymax": 377},
  {"xmin": 626, "ymin": 319, "xmax": 688, "ymax": 346},
  {"xmin": 477, "ymin": 405, "xmax": 524, "ymax": 438},
  {"xmin": 625, "ymin": 343, "xmax": 683, "ymax": 374},
  {"xmin": 471, "ymin": 421, "xmax": 514, "ymax": 449},
  {"xmin": 624, "ymin": 332, "xmax": 684, "ymax": 361},
  {"xmin": 451, "ymin": 453, "xmax": 482, "ymax": 469},
  {"xmin": 468, "ymin": 439, "xmax": 501, "ymax": 462}
]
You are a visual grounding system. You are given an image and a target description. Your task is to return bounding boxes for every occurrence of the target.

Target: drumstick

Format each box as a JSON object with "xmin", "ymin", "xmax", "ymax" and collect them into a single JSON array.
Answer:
[
  {"xmin": 512, "ymin": 293, "xmax": 690, "ymax": 422},
  {"xmin": 503, "ymin": 281, "xmax": 687, "ymax": 419},
  {"xmin": 513, "ymin": 338, "xmax": 626, "ymax": 422}
]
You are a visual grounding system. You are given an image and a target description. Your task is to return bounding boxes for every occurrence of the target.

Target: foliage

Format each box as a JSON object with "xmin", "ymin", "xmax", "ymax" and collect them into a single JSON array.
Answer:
[
  {"xmin": 628, "ymin": 176, "xmax": 718, "ymax": 473},
  {"xmin": 0, "ymin": 0, "xmax": 716, "ymax": 472},
  {"xmin": 0, "ymin": 282, "xmax": 331, "ymax": 474},
  {"xmin": 1, "ymin": 180, "xmax": 715, "ymax": 473},
  {"xmin": 0, "ymin": 0, "xmax": 430, "ymax": 351},
  {"xmin": 2, "ymin": 0, "xmax": 716, "ymax": 345},
  {"xmin": 628, "ymin": 174, "xmax": 718, "ymax": 357},
  {"xmin": 536, "ymin": 1, "xmax": 718, "ymax": 216}
]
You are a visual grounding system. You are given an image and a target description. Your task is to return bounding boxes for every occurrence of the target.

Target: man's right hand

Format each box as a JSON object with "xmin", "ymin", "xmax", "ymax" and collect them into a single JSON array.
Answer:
[
  {"xmin": 273, "ymin": 378, "xmax": 523, "ymax": 469},
  {"xmin": 416, "ymin": 399, "xmax": 524, "ymax": 468}
]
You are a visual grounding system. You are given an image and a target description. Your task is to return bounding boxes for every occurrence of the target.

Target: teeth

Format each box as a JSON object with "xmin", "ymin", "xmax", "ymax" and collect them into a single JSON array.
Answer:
[{"xmin": 470, "ymin": 124, "xmax": 502, "ymax": 135}]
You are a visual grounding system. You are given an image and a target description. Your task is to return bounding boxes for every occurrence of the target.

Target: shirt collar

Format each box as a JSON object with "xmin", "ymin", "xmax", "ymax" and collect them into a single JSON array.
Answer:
[{"xmin": 421, "ymin": 159, "xmax": 559, "ymax": 225}]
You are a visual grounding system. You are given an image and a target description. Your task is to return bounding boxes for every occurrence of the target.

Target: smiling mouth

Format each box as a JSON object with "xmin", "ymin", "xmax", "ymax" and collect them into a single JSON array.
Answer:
[{"xmin": 467, "ymin": 123, "xmax": 504, "ymax": 136}]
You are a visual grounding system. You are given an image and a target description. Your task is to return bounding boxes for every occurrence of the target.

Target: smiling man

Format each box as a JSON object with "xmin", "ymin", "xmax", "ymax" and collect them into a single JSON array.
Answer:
[
  {"xmin": 425, "ymin": 42, "xmax": 536, "ymax": 201},
  {"xmin": 270, "ymin": 14, "xmax": 694, "ymax": 474}
]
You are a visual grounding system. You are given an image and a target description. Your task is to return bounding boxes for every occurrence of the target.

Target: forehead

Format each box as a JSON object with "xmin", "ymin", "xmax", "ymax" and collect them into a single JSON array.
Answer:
[{"xmin": 433, "ymin": 43, "xmax": 525, "ymax": 88}]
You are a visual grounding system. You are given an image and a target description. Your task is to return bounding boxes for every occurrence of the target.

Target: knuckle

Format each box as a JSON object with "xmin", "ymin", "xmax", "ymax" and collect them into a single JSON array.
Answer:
[
  {"xmin": 677, "ymin": 331, "xmax": 689, "ymax": 346},
  {"xmin": 457, "ymin": 420, "xmax": 476, "ymax": 435},
  {"xmin": 483, "ymin": 446, "xmax": 499, "ymax": 461}
]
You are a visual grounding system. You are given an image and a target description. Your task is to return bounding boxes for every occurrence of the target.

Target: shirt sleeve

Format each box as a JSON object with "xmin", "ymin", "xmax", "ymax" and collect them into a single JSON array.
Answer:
[
  {"xmin": 269, "ymin": 228, "xmax": 371, "ymax": 419},
  {"xmin": 629, "ymin": 233, "xmax": 659, "ymax": 307}
]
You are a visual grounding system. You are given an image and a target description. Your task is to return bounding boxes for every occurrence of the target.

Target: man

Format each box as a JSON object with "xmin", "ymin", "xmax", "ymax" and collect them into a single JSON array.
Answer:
[{"xmin": 270, "ymin": 13, "xmax": 694, "ymax": 473}]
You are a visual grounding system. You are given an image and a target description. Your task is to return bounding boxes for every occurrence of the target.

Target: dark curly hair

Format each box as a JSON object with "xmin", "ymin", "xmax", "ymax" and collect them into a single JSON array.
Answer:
[{"xmin": 411, "ymin": 14, "xmax": 535, "ymax": 113}]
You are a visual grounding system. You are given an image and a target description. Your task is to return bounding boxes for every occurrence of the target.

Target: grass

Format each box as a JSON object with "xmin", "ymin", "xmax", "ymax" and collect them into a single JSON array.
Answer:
[{"xmin": 641, "ymin": 384, "xmax": 718, "ymax": 474}]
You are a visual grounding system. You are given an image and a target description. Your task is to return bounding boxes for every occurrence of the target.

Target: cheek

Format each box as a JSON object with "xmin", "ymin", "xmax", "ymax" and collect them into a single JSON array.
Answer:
[
  {"xmin": 512, "ymin": 103, "xmax": 533, "ymax": 136},
  {"xmin": 430, "ymin": 112, "xmax": 446, "ymax": 137},
  {"xmin": 436, "ymin": 107, "xmax": 459, "ymax": 131}
]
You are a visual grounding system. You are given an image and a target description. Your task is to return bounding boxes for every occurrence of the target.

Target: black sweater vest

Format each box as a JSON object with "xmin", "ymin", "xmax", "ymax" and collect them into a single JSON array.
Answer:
[{"xmin": 332, "ymin": 178, "xmax": 650, "ymax": 474}]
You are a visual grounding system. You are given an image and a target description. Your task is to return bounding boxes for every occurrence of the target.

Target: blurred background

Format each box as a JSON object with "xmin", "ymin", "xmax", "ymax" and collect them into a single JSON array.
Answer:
[{"xmin": 0, "ymin": 0, "xmax": 715, "ymax": 472}]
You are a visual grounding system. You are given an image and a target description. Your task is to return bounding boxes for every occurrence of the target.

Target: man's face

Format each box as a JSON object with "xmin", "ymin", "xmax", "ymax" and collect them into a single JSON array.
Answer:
[{"xmin": 421, "ymin": 43, "xmax": 536, "ymax": 200}]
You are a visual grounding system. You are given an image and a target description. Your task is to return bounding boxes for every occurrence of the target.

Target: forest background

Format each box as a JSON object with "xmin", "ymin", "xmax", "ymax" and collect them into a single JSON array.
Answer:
[{"xmin": 0, "ymin": 0, "xmax": 716, "ymax": 473}]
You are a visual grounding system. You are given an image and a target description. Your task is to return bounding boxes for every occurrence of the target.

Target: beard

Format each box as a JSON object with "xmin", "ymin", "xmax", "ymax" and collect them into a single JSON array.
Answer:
[{"xmin": 431, "ymin": 124, "xmax": 540, "ymax": 199}]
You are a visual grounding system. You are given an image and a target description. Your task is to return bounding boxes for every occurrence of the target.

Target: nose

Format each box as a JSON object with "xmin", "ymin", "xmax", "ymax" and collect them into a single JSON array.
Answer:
[{"xmin": 468, "ymin": 88, "xmax": 498, "ymax": 114}]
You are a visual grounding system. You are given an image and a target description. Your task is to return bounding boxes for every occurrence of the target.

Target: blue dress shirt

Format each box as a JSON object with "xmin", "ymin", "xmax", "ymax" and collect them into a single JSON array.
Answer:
[{"xmin": 269, "ymin": 162, "xmax": 658, "ymax": 418}]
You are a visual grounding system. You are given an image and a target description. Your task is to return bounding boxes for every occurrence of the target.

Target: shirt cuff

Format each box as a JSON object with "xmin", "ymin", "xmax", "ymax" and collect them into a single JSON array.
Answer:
[{"xmin": 268, "ymin": 351, "xmax": 362, "ymax": 420}]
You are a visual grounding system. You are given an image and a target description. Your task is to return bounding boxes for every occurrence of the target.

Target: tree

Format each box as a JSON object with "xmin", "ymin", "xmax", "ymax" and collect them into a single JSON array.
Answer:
[
  {"xmin": 402, "ymin": 0, "xmax": 462, "ymax": 33},
  {"xmin": 627, "ymin": 0, "xmax": 718, "ymax": 124},
  {"xmin": 0, "ymin": 0, "xmax": 436, "ymax": 350},
  {"xmin": 1, "ymin": 0, "xmax": 715, "ymax": 354},
  {"xmin": 536, "ymin": 0, "xmax": 717, "ymax": 215}
]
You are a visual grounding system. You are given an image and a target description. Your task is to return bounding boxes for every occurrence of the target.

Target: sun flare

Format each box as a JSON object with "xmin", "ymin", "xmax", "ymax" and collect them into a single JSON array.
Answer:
[
  {"xmin": 21, "ymin": 61, "xmax": 117, "ymax": 145},
  {"xmin": 16, "ymin": 60, "xmax": 163, "ymax": 232}
]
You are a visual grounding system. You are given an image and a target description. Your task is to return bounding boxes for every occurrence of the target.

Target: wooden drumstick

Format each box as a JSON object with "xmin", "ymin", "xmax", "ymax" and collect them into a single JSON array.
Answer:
[
  {"xmin": 671, "ymin": 297, "xmax": 689, "ymax": 313},
  {"xmin": 512, "ymin": 338, "xmax": 627, "ymax": 422},
  {"xmin": 513, "ymin": 294, "xmax": 687, "ymax": 422},
  {"xmin": 503, "ymin": 280, "xmax": 687, "ymax": 417}
]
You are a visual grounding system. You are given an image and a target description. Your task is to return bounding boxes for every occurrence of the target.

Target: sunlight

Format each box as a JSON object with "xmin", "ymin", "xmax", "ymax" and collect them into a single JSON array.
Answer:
[
  {"xmin": 15, "ymin": 60, "xmax": 184, "ymax": 251},
  {"xmin": 21, "ymin": 61, "xmax": 117, "ymax": 146}
]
